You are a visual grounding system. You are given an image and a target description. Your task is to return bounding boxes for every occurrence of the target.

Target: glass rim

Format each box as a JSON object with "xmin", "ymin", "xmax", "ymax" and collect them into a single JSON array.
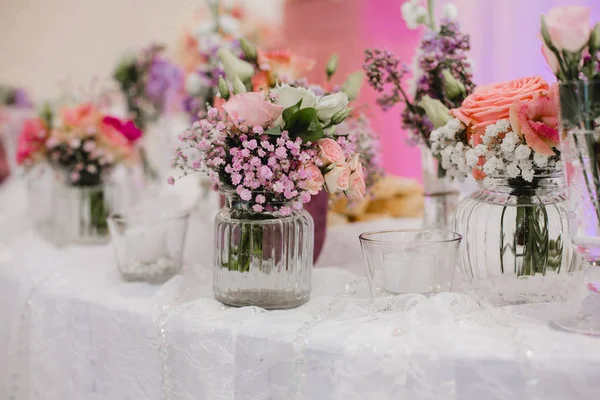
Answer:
[
  {"xmin": 358, "ymin": 229, "xmax": 462, "ymax": 245},
  {"xmin": 108, "ymin": 210, "xmax": 190, "ymax": 223}
]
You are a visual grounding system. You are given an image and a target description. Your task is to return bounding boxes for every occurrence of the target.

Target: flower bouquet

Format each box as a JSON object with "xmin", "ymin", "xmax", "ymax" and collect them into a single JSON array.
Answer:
[
  {"xmin": 364, "ymin": 0, "xmax": 475, "ymax": 228},
  {"xmin": 539, "ymin": 6, "xmax": 600, "ymax": 333},
  {"xmin": 170, "ymin": 71, "xmax": 362, "ymax": 308},
  {"xmin": 424, "ymin": 75, "xmax": 577, "ymax": 302},
  {"xmin": 114, "ymin": 44, "xmax": 184, "ymax": 181},
  {"xmin": 17, "ymin": 102, "xmax": 142, "ymax": 243}
]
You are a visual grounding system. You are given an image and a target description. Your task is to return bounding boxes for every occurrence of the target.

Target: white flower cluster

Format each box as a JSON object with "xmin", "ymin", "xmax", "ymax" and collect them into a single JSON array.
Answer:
[
  {"xmin": 400, "ymin": 0, "xmax": 429, "ymax": 29},
  {"xmin": 430, "ymin": 118, "xmax": 559, "ymax": 184}
]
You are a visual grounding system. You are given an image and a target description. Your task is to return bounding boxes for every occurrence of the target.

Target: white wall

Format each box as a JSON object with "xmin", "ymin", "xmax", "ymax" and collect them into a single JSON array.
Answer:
[{"xmin": 0, "ymin": 0, "xmax": 283, "ymax": 102}]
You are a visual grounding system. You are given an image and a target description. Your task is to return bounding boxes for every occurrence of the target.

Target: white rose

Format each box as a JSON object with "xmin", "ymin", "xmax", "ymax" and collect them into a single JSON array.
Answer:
[
  {"xmin": 324, "ymin": 163, "xmax": 351, "ymax": 193},
  {"xmin": 348, "ymin": 153, "xmax": 360, "ymax": 171},
  {"xmin": 271, "ymin": 84, "xmax": 317, "ymax": 109},
  {"xmin": 315, "ymin": 92, "xmax": 349, "ymax": 123},
  {"xmin": 185, "ymin": 73, "xmax": 209, "ymax": 97}
]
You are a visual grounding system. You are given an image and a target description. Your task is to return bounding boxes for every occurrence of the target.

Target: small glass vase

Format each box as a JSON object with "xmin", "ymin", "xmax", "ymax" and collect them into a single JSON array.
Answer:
[
  {"xmin": 421, "ymin": 145, "xmax": 460, "ymax": 229},
  {"xmin": 213, "ymin": 191, "xmax": 314, "ymax": 309},
  {"xmin": 453, "ymin": 168, "xmax": 579, "ymax": 304},
  {"xmin": 53, "ymin": 182, "xmax": 117, "ymax": 245}
]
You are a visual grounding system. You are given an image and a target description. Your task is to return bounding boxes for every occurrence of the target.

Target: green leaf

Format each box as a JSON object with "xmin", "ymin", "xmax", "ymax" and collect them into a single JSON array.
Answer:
[
  {"xmin": 265, "ymin": 126, "xmax": 283, "ymax": 135},
  {"xmin": 282, "ymin": 99, "xmax": 303, "ymax": 126},
  {"xmin": 286, "ymin": 107, "xmax": 324, "ymax": 142}
]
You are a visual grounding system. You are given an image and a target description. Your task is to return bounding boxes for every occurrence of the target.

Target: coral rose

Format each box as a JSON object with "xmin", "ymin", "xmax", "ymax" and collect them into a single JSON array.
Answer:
[
  {"xmin": 254, "ymin": 50, "xmax": 316, "ymax": 89},
  {"xmin": 509, "ymin": 94, "xmax": 559, "ymax": 156},
  {"xmin": 451, "ymin": 76, "xmax": 549, "ymax": 135},
  {"xmin": 60, "ymin": 103, "xmax": 99, "ymax": 129}
]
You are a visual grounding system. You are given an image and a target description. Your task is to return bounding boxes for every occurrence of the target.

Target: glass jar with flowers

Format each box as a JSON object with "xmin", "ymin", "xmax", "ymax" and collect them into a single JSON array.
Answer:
[
  {"xmin": 537, "ymin": 5, "xmax": 600, "ymax": 334},
  {"xmin": 429, "ymin": 76, "xmax": 579, "ymax": 304},
  {"xmin": 16, "ymin": 102, "xmax": 143, "ymax": 244},
  {"xmin": 363, "ymin": 0, "xmax": 475, "ymax": 229},
  {"xmin": 212, "ymin": 39, "xmax": 365, "ymax": 264},
  {"xmin": 170, "ymin": 71, "xmax": 364, "ymax": 308}
]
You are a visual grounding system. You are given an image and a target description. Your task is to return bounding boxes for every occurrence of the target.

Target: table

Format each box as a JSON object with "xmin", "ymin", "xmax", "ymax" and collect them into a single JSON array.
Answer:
[{"xmin": 1, "ymin": 179, "xmax": 600, "ymax": 400}]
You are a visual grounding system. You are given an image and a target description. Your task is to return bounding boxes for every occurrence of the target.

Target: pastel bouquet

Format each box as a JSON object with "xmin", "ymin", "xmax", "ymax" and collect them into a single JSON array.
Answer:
[
  {"xmin": 433, "ymin": 76, "xmax": 573, "ymax": 280},
  {"xmin": 364, "ymin": 0, "xmax": 474, "ymax": 149},
  {"xmin": 114, "ymin": 44, "xmax": 184, "ymax": 130},
  {"xmin": 17, "ymin": 102, "xmax": 142, "ymax": 186}
]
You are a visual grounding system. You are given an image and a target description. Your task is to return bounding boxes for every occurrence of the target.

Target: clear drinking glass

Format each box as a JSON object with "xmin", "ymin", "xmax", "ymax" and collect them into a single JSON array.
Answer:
[
  {"xmin": 359, "ymin": 230, "xmax": 462, "ymax": 297},
  {"xmin": 213, "ymin": 190, "xmax": 314, "ymax": 309},
  {"xmin": 108, "ymin": 211, "xmax": 189, "ymax": 284},
  {"xmin": 421, "ymin": 145, "xmax": 460, "ymax": 230}
]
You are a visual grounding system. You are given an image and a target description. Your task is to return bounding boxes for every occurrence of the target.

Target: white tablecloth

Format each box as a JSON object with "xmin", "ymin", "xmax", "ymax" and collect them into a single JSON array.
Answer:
[{"xmin": 1, "ymin": 179, "xmax": 600, "ymax": 400}]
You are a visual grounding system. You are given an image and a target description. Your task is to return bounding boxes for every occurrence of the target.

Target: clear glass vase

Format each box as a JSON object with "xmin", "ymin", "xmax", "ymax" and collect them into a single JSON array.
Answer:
[
  {"xmin": 52, "ymin": 182, "xmax": 118, "ymax": 245},
  {"xmin": 213, "ymin": 191, "xmax": 314, "ymax": 309},
  {"xmin": 453, "ymin": 168, "xmax": 579, "ymax": 304},
  {"xmin": 421, "ymin": 145, "xmax": 460, "ymax": 229}
]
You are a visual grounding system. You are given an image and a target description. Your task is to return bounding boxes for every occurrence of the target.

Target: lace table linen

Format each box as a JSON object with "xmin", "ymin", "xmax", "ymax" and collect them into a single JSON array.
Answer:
[{"xmin": 1, "ymin": 183, "xmax": 599, "ymax": 400}]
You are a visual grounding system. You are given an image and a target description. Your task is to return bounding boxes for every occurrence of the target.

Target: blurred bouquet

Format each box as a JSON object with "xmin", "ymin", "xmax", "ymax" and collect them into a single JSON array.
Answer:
[
  {"xmin": 179, "ymin": 1, "xmax": 282, "ymax": 121},
  {"xmin": 364, "ymin": 0, "xmax": 474, "ymax": 147},
  {"xmin": 114, "ymin": 44, "xmax": 184, "ymax": 130},
  {"xmin": 0, "ymin": 85, "xmax": 32, "ymax": 108},
  {"xmin": 17, "ymin": 102, "xmax": 142, "ymax": 186},
  {"xmin": 428, "ymin": 76, "xmax": 560, "ymax": 183}
]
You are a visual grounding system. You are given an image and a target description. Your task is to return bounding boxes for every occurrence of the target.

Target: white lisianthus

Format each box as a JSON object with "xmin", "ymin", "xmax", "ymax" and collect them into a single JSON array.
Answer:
[
  {"xmin": 218, "ymin": 14, "xmax": 241, "ymax": 36},
  {"xmin": 218, "ymin": 48, "xmax": 255, "ymax": 83},
  {"xmin": 316, "ymin": 92, "xmax": 349, "ymax": 123},
  {"xmin": 418, "ymin": 95, "xmax": 451, "ymax": 129},
  {"xmin": 443, "ymin": 3, "xmax": 458, "ymax": 20},
  {"xmin": 185, "ymin": 73, "xmax": 209, "ymax": 97},
  {"xmin": 401, "ymin": 0, "xmax": 429, "ymax": 29},
  {"xmin": 271, "ymin": 84, "xmax": 317, "ymax": 109}
]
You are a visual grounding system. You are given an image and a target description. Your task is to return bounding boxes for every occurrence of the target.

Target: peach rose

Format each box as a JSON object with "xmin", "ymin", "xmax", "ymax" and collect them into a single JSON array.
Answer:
[
  {"xmin": 509, "ymin": 94, "xmax": 559, "ymax": 156},
  {"xmin": 254, "ymin": 50, "xmax": 316, "ymax": 89},
  {"xmin": 222, "ymin": 92, "xmax": 284, "ymax": 129},
  {"xmin": 60, "ymin": 103, "xmax": 99, "ymax": 129},
  {"xmin": 324, "ymin": 162, "xmax": 350, "ymax": 192},
  {"xmin": 451, "ymin": 76, "xmax": 549, "ymax": 136},
  {"xmin": 304, "ymin": 162, "xmax": 324, "ymax": 195},
  {"xmin": 544, "ymin": 6, "xmax": 591, "ymax": 53},
  {"xmin": 317, "ymin": 138, "xmax": 345, "ymax": 166},
  {"xmin": 347, "ymin": 163, "xmax": 366, "ymax": 201}
]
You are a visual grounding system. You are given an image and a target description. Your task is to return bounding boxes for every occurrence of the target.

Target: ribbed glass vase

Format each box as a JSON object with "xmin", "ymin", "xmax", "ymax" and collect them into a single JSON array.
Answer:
[
  {"xmin": 214, "ymin": 191, "xmax": 314, "ymax": 309},
  {"xmin": 453, "ymin": 168, "xmax": 580, "ymax": 304}
]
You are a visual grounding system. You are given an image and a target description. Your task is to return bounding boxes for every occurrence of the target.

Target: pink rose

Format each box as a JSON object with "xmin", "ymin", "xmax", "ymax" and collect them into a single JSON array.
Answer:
[
  {"xmin": 222, "ymin": 92, "xmax": 284, "ymax": 129},
  {"xmin": 347, "ymin": 163, "xmax": 366, "ymax": 201},
  {"xmin": 451, "ymin": 76, "xmax": 549, "ymax": 136},
  {"xmin": 101, "ymin": 116, "xmax": 142, "ymax": 143},
  {"xmin": 544, "ymin": 6, "xmax": 591, "ymax": 53},
  {"xmin": 304, "ymin": 162, "xmax": 324, "ymax": 195},
  {"xmin": 324, "ymin": 162, "xmax": 351, "ymax": 193},
  {"xmin": 16, "ymin": 118, "xmax": 48, "ymax": 165},
  {"xmin": 509, "ymin": 94, "xmax": 559, "ymax": 156},
  {"xmin": 317, "ymin": 138, "xmax": 345, "ymax": 166}
]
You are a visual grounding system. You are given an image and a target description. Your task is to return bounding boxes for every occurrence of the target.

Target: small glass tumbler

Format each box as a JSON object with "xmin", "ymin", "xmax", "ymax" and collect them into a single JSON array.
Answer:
[
  {"xmin": 359, "ymin": 230, "xmax": 462, "ymax": 297},
  {"xmin": 108, "ymin": 211, "xmax": 189, "ymax": 284}
]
